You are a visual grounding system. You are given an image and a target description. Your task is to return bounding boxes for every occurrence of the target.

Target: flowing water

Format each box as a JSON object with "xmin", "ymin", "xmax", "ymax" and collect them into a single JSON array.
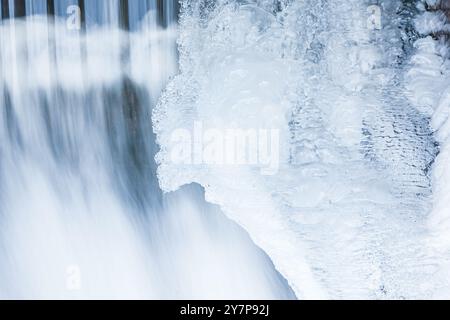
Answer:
[{"xmin": 0, "ymin": 0, "xmax": 449, "ymax": 299}]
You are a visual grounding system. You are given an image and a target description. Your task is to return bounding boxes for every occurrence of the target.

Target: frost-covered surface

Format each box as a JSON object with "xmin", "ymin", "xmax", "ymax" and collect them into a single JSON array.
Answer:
[
  {"xmin": 0, "ymin": 13, "xmax": 294, "ymax": 299},
  {"xmin": 406, "ymin": 0, "xmax": 450, "ymax": 298},
  {"xmin": 154, "ymin": 0, "xmax": 449, "ymax": 299}
]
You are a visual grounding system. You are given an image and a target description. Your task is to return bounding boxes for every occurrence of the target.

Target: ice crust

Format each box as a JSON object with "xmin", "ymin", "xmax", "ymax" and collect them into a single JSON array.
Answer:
[{"xmin": 154, "ymin": 0, "xmax": 448, "ymax": 298}]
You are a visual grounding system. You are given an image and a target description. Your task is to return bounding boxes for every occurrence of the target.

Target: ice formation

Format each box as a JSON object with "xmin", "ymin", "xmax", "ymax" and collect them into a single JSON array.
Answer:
[
  {"xmin": 154, "ymin": 0, "xmax": 450, "ymax": 299},
  {"xmin": 2, "ymin": 0, "xmax": 450, "ymax": 300},
  {"xmin": 0, "ymin": 2, "xmax": 294, "ymax": 299}
]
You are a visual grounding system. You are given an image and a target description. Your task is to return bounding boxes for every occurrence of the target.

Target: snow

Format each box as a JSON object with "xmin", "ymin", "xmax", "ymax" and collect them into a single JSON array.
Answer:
[{"xmin": 154, "ymin": 0, "xmax": 444, "ymax": 299}]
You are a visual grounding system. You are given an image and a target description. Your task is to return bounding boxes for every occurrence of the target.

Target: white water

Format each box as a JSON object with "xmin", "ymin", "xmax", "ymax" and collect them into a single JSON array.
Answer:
[
  {"xmin": 406, "ymin": 0, "xmax": 450, "ymax": 299},
  {"xmin": 2, "ymin": 0, "xmax": 450, "ymax": 300},
  {"xmin": 154, "ymin": 0, "xmax": 450, "ymax": 299},
  {"xmin": 0, "ymin": 1, "xmax": 294, "ymax": 299}
]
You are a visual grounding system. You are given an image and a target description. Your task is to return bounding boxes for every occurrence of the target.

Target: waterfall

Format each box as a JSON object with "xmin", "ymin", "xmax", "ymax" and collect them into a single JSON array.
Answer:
[
  {"xmin": 0, "ymin": 0, "xmax": 294, "ymax": 299},
  {"xmin": 153, "ymin": 0, "xmax": 447, "ymax": 299}
]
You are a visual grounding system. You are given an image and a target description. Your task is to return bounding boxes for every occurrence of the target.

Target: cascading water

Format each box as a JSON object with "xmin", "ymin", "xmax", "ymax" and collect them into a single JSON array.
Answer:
[
  {"xmin": 2, "ymin": 0, "xmax": 450, "ymax": 300},
  {"xmin": 0, "ymin": 0, "xmax": 294, "ymax": 299}
]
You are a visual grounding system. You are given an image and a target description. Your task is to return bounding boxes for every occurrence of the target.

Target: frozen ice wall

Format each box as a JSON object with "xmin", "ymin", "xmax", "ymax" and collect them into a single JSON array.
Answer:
[{"xmin": 406, "ymin": 0, "xmax": 450, "ymax": 298}]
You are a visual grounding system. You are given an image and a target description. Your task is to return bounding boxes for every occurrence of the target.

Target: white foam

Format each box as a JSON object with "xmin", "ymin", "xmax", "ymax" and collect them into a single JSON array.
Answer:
[{"xmin": 0, "ymin": 15, "xmax": 293, "ymax": 299}]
